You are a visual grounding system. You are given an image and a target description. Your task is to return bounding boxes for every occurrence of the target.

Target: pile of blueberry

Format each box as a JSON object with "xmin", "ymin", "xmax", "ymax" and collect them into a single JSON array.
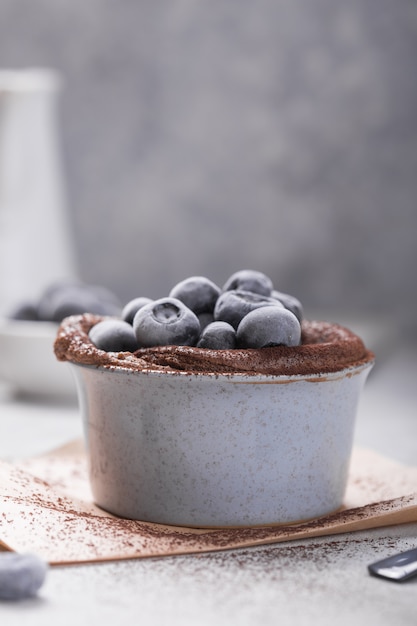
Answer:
[
  {"xmin": 88, "ymin": 270, "xmax": 304, "ymax": 353},
  {"xmin": 9, "ymin": 281, "xmax": 121, "ymax": 323}
]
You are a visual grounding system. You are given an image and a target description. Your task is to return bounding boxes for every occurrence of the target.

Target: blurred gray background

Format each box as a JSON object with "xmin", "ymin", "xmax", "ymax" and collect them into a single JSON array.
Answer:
[{"xmin": 0, "ymin": 0, "xmax": 416, "ymax": 340}]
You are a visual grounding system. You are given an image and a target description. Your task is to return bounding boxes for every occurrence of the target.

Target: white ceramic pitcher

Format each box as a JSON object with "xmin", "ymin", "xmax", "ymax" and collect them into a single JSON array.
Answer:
[{"xmin": 0, "ymin": 68, "xmax": 76, "ymax": 316}]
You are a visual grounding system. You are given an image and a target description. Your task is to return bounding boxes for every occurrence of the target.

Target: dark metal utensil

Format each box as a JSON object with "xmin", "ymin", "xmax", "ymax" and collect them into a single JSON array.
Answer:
[{"xmin": 368, "ymin": 547, "xmax": 417, "ymax": 582}]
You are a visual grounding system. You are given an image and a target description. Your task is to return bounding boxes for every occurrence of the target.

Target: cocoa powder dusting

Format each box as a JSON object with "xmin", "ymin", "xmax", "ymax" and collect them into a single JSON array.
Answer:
[
  {"xmin": 53, "ymin": 314, "xmax": 374, "ymax": 376},
  {"xmin": 2, "ymin": 447, "xmax": 417, "ymax": 565},
  {"xmin": 3, "ymin": 479, "xmax": 415, "ymax": 563}
]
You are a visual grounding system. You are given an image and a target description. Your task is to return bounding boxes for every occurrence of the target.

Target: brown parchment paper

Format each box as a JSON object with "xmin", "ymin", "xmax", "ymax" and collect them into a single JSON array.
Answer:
[{"xmin": 1, "ymin": 440, "xmax": 417, "ymax": 565}]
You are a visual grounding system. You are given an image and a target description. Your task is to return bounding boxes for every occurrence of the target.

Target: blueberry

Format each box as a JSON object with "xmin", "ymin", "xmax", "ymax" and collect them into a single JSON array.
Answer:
[
  {"xmin": 169, "ymin": 276, "xmax": 221, "ymax": 315},
  {"xmin": 0, "ymin": 553, "xmax": 48, "ymax": 601},
  {"xmin": 121, "ymin": 297, "xmax": 153, "ymax": 325},
  {"xmin": 222, "ymin": 270, "xmax": 273, "ymax": 297},
  {"xmin": 271, "ymin": 290, "xmax": 304, "ymax": 322},
  {"xmin": 197, "ymin": 321, "xmax": 236, "ymax": 349},
  {"xmin": 197, "ymin": 312, "xmax": 215, "ymax": 331},
  {"xmin": 86, "ymin": 285, "xmax": 122, "ymax": 310},
  {"xmin": 89, "ymin": 319, "xmax": 139, "ymax": 352},
  {"xmin": 236, "ymin": 307, "xmax": 301, "ymax": 348},
  {"xmin": 133, "ymin": 297, "xmax": 200, "ymax": 347},
  {"xmin": 214, "ymin": 290, "xmax": 283, "ymax": 329},
  {"xmin": 37, "ymin": 282, "xmax": 121, "ymax": 322},
  {"xmin": 8, "ymin": 302, "xmax": 39, "ymax": 321}
]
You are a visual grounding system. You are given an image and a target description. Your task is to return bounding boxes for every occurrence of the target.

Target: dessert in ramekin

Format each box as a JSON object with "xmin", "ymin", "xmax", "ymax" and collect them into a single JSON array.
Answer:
[{"xmin": 54, "ymin": 291, "xmax": 374, "ymax": 527}]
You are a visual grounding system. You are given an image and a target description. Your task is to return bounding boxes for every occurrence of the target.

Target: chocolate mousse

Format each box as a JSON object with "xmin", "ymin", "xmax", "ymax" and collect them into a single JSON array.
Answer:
[{"xmin": 54, "ymin": 313, "xmax": 374, "ymax": 377}]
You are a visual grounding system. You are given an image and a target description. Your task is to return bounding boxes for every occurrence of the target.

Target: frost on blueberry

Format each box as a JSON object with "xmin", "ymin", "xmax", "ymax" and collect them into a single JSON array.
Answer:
[
  {"xmin": 236, "ymin": 306, "xmax": 301, "ymax": 349},
  {"xmin": 214, "ymin": 290, "xmax": 283, "ymax": 330},
  {"xmin": 89, "ymin": 319, "xmax": 139, "ymax": 352},
  {"xmin": 197, "ymin": 321, "xmax": 236, "ymax": 350},
  {"xmin": 0, "ymin": 553, "xmax": 48, "ymax": 601},
  {"xmin": 133, "ymin": 297, "xmax": 200, "ymax": 347},
  {"xmin": 222, "ymin": 270, "xmax": 273, "ymax": 297},
  {"xmin": 169, "ymin": 276, "xmax": 221, "ymax": 315}
]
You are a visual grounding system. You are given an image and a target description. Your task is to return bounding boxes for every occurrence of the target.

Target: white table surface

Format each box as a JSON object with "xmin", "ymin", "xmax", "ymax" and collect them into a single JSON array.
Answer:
[{"xmin": 1, "ymin": 332, "xmax": 416, "ymax": 626}]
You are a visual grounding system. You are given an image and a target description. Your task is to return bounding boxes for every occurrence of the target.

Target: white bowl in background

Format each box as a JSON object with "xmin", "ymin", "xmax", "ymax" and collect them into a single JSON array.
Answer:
[{"xmin": 0, "ymin": 318, "xmax": 76, "ymax": 398}]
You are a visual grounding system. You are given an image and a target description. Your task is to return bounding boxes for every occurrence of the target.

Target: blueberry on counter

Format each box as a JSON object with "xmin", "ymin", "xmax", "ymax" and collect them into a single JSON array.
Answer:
[
  {"xmin": 197, "ymin": 321, "xmax": 236, "ymax": 350},
  {"xmin": 236, "ymin": 306, "xmax": 301, "ymax": 348},
  {"xmin": 214, "ymin": 290, "xmax": 283, "ymax": 330},
  {"xmin": 169, "ymin": 276, "xmax": 221, "ymax": 315},
  {"xmin": 222, "ymin": 270, "xmax": 273, "ymax": 297},
  {"xmin": 89, "ymin": 319, "xmax": 139, "ymax": 352},
  {"xmin": 133, "ymin": 297, "xmax": 200, "ymax": 347},
  {"xmin": 0, "ymin": 553, "xmax": 48, "ymax": 601},
  {"xmin": 121, "ymin": 297, "xmax": 153, "ymax": 325}
]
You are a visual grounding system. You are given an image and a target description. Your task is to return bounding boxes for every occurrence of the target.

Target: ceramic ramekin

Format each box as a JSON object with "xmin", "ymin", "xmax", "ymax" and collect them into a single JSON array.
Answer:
[{"xmin": 71, "ymin": 359, "xmax": 373, "ymax": 527}]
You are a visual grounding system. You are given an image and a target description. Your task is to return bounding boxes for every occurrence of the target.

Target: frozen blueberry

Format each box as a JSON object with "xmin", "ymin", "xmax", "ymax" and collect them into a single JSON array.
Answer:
[
  {"xmin": 271, "ymin": 290, "xmax": 304, "ymax": 322},
  {"xmin": 37, "ymin": 282, "xmax": 121, "ymax": 322},
  {"xmin": 0, "ymin": 553, "xmax": 48, "ymax": 601},
  {"xmin": 86, "ymin": 284, "xmax": 122, "ymax": 310},
  {"xmin": 169, "ymin": 276, "xmax": 221, "ymax": 315},
  {"xmin": 214, "ymin": 290, "xmax": 283, "ymax": 329},
  {"xmin": 236, "ymin": 306, "xmax": 301, "ymax": 348},
  {"xmin": 222, "ymin": 270, "xmax": 273, "ymax": 297},
  {"xmin": 89, "ymin": 319, "xmax": 139, "ymax": 352},
  {"xmin": 197, "ymin": 312, "xmax": 215, "ymax": 331},
  {"xmin": 121, "ymin": 297, "xmax": 153, "ymax": 325},
  {"xmin": 8, "ymin": 302, "xmax": 39, "ymax": 321},
  {"xmin": 133, "ymin": 297, "xmax": 200, "ymax": 347},
  {"xmin": 197, "ymin": 321, "xmax": 236, "ymax": 350}
]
